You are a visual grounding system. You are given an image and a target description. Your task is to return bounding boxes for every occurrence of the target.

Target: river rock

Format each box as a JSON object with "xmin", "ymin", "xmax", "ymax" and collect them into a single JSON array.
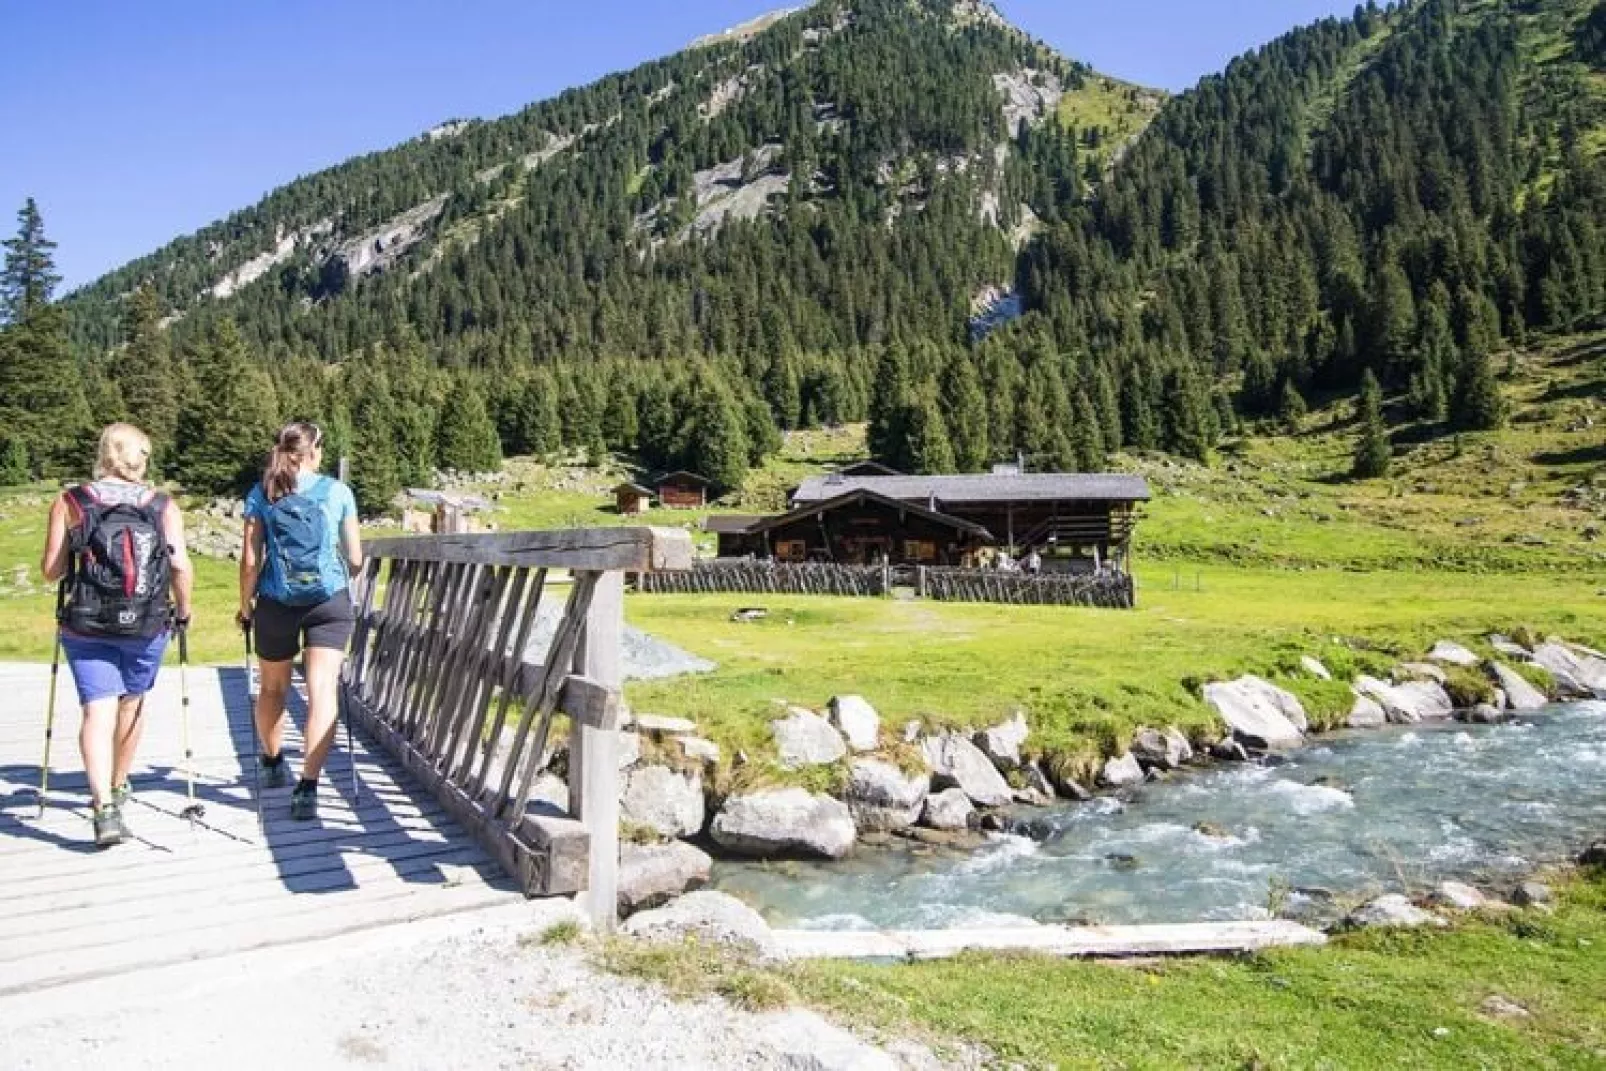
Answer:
[
  {"xmin": 844, "ymin": 759, "xmax": 928, "ymax": 833},
  {"xmin": 1463, "ymin": 702, "xmax": 1510, "ymax": 725},
  {"xmin": 620, "ymin": 765, "xmax": 705, "ymax": 839},
  {"xmin": 1203, "ymin": 676, "xmax": 1307, "ymax": 750},
  {"xmin": 711, "ymin": 789, "xmax": 856, "ymax": 859},
  {"xmin": 920, "ymin": 787, "xmax": 976, "ymax": 831},
  {"xmin": 1577, "ymin": 839, "xmax": 1606, "ymax": 867},
  {"xmin": 1356, "ymin": 676, "xmax": 1454, "ymax": 723},
  {"xmin": 678, "ymin": 736, "xmax": 722, "ymax": 766},
  {"xmin": 1099, "ymin": 752, "xmax": 1146, "ymax": 788},
  {"xmin": 621, "ymin": 890, "xmax": 773, "ymax": 953},
  {"xmin": 827, "ymin": 695, "xmax": 880, "ymax": 752},
  {"xmin": 1427, "ymin": 640, "xmax": 1481, "ymax": 668},
  {"xmin": 1394, "ymin": 662, "xmax": 1448, "ymax": 685},
  {"xmin": 1489, "ymin": 634, "xmax": 1532, "ymax": 660},
  {"xmin": 1490, "ymin": 662, "xmax": 1548, "ymax": 712},
  {"xmin": 1211, "ymin": 738, "xmax": 1251, "ymax": 762},
  {"xmin": 1347, "ymin": 692, "xmax": 1388, "ymax": 730},
  {"xmin": 922, "ymin": 732, "xmax": 1013, "ymax": 807},
  {"xmin": 973, "ymin": 712, "xmax": 1030, "ymax": 771},
  {"xmin": 1023, "ymin": 760, "xmax": 1057, "ymax": 800},
  {"xmin": 771, "ymin": 708, "xmax": 848, "ymax": 769},
  {"xmin": 617, "ymin": 840, "xmax": 712, "ymax": 916},
  {"xmin": 1533, "ymin": 643, "xmax": 1606, "ymax": 698},
  {"xmin": 1345, "ymin": 894, "xmax": 1446, "ymax": 929},
  {"xmin": 1300, "ymin": 656, "xmax": 1332, "ymax": 680},
  {"xmin": 1130, "ymin": 727, "xmax": 1192, "ymax": 771},
  {"xmin": 1431, "ymin": 881, "xmax": 1489, "ymax": 911},
  {"xmin": 1047, "ymin": 766, "xmax": 1093, "ymax": 800},
  {"xmin": 1512, "ymin": 881, "xmax": 1552, "ymax": 907}
]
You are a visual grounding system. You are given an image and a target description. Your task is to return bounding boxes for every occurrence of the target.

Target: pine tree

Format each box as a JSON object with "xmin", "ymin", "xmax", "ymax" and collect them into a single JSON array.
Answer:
[
  {"xmin": 436, "ymin": 378, "xmax": 503, "ymax": 474},
  {"xmin": 1162, "ymin": 365, "xmax": 1213, "ymax": 463},
  {"xmin": 743, "ymin": 393, "xmax": 782, "ymax": 466},
  {"xmin": 941, "ymin": 353, "xmax": 989, "ymax": 472},
  {"xmin": 0, "ymin": 432, "xmax": 27, "ymax": 485},
  {"xmin": 514, "ymin": 371, "xmax": 562, "ymax": 458},
  {"xmin": 1, "ymin": 199, "xmax": 61, "ymax": 325},
  {"xmin": 1452, "ymin": 347, "xmax": 1508, "ymax": 431},
  {"xmin": 683, "ymin": 372, "xmax": 749, "ymax": 492},
  {"xmin": 906, "ymin": 391, "xmax": 955, "ymax": 474},
  {"xmin": 1351, "ymin": 368, "xmax": 1391, "ymax": 478},
  {"xmin": 1277, "ymin": 379, "xmax": 1308, "ymax": 433},
  {"xmin": 867, "ymin": 347, "xmax": 913, "ymax": 470},
  {"xmin": 174, "ymin": 320, "xmax": 280, "ymax": 495},
  {"xmin": 348, "ymin": 376, "xmax": 402, "ymax": 515},
  {"xmin": 1121, "ymin": 363, "xmax": 1159, "ymax": 451},
  {"xmin": 1069, "ymin": 389, "xmax": 1106, "ymax": 471},
  {"xmin": 116, "ymin": 285, "xmax": 180, "ymax": 470}
]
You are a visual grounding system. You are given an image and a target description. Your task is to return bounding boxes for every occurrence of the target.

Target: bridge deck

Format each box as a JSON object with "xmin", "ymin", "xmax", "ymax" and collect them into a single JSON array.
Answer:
[{"xmin": 0, "ymin": 660, "xmax": 522, "ymax": 997}]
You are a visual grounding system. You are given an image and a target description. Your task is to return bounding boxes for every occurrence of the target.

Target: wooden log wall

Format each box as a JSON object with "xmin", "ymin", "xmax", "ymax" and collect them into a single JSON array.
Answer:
[{"xmin": 638, "ymin": 561, "xmax": 889, "ymax": 597}]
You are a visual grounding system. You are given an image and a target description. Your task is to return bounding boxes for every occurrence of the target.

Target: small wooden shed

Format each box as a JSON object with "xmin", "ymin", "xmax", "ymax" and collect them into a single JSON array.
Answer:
[
  {"xmin": 656, "ymin": 471, "xmax": 711, "ymax": 510},
  {"xmin": 614, "ymin": 483, "xmax": 654, "ymax": 516}
]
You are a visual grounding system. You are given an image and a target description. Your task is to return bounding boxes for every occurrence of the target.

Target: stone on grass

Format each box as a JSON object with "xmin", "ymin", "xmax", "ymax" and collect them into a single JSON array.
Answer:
[
  {"xmin": 1099, "ymin": 752, "xmax": 1145, "ymax": 788},
  {"xmin": 617, "ymin": 840, "xmax": 712, "ymax": 916},
  {"xmin": 1427, "ymin": 641, "xmax": 1481, "ymax": 668},
  {"xmin": 921, "ymin": 787, "xmax": 976, "ymax": 831},
  {"xmin": 1394, "ymin": 662, "xmax": 1449, "ymax": 685},
  {"xmin": 1533, "ymin": 643, "xmax": 1606, "ymax": 698},
  {"xmin": 827, "ymin": 695, "xmax": 881, "ymax": 752},
  {"xmin": 921, "ymin": 732, "xmax": 1013, "ymax": 807},
  {"xmin": 711, "ymin": 789, "xmax": 856, "ymax": 859},
  {"xmin": 1479, "ymin": 995, "xmax": 1531, "ymax": 1021},
  {"xmin": 1346, "ymin": 894, "xmax": 1446, "ymax": 929},
  {"xmin": 1489, "ymin": 634, "xmax": 1531, "ymax": 660},
  {"xmin": 1347, "ymin": 692, "xmax": 1388, "ymax": 730},
  {"xmin": 844, "ymin": 759, "xmax": 928, "ymax": 833},
  {"xmin": 1490, "ymin": 662, "xmax": 1548, "ymax": 713},
  {"xmin": 1512, "ymin": 882, "xmax": 1552, "ymax": 907},
  {"xmin": 1203, "ymin": 676, "xmax": 1307, "ymax": 750},
  {"xmin": 1300, "ymin": 656, "xmax": 1332, "ymax": 681},
  {"xmin": 973, "ymin": 712, "xmax": 1030, "ymax": 771},
  {"xmin": 632, "ymin": 714, "xmax": 699, "ymax": 736},
  {"xmin": 620, "ymin": 765, "xmax": 705, "ymax": 839},
  {"xmin": 1130, "ymin": 727, "xmax": 1193, "ymax": 771},
  {"xmin": 678, "ymin": 736, "xmax": 722, "ymax": 766},
  {"xmin": 1356, "ymin": 676, "xmax": 1454, "ymax": 724},
  {"xmin": 771, "ymin": 708, "xmax": 847, "ymax": 769},
  {"xmin": 621, "ymin": 890, "xmax": 772, "ymax": 953},
  {"xmin": 1431, "ymin": 881, "xmax": 1489, "ymax": 911}
]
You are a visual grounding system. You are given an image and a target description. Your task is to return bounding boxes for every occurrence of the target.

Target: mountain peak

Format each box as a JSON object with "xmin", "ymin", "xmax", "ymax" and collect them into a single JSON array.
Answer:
[{"xmin": 689, "ymin": 6, "xmax": 804, "ymax": 49}]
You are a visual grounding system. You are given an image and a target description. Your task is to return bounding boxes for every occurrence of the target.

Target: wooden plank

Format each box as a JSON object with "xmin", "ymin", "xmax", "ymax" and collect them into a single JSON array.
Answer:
[
  {"xmin": 571, "ymin": 569, "xmax": 623, "ymax": 933},
  {"xmin": 769, "ymin": 921, "xmax": 1328, "ymax": 962},
  {"xmin": 364, "ymin": 527, "xmax": 693, "ymax": 573}
]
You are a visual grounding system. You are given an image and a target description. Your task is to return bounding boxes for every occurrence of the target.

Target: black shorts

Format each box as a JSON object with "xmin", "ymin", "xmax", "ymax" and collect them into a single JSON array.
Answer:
[{"xmin": 254, "ymin": 590, "xmax": 355, "ymax": 663}]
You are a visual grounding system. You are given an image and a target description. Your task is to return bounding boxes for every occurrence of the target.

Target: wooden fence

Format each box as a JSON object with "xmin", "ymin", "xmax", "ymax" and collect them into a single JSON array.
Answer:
[
  {"xmin": 343, "ymin": 527, "xmax": 692, "ymax": 930},
  {"xmin": 638, "ymin": 560, "xmax": 888, "ymax": 597},
  {"xmin": 921, "ymin": 567, "xmax": 1135, "ymax": 608}
]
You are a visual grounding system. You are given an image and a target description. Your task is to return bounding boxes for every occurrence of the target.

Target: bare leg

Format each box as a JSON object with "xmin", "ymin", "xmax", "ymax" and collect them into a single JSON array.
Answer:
[
  {"xmin": 78, "ymin": 698, "xmax": 119, "ymax": 809},
  {"xmin": 300, "ymin": 647, "xmax": 346, "ymax": 781},
  {"xmin": 255, "ymin": 659, "xmax": 294, "ymax": 761},
  {"xmin": 111, "ymin": 696, "xmax": 146, "ymax": 792}
]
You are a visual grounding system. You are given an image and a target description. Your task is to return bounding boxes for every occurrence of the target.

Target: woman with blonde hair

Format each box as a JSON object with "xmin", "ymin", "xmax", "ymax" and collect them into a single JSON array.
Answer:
[
  {"xmin": 239, "ymin": 421, "xmax": 362, "ymax": 821},
  {"xmin": 40, "ymin": 423, "xmax": 194, "ymax": 848}
]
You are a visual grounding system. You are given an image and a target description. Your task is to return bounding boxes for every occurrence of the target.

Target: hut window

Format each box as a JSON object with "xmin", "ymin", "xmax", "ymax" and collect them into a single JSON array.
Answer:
[
  {"xmin": 904, "ymin": 540, "xmax": 937, "ymax": 563},
  {"xmin": 776, "ymin": 540, "xmax": 806, "ymax": 563}
]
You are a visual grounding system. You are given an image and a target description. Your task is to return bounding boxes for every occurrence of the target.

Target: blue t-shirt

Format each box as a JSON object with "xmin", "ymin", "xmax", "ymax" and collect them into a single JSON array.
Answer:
[{"xmin": 244, "ymin": 474, "xmax": 358, "ymax": 605}]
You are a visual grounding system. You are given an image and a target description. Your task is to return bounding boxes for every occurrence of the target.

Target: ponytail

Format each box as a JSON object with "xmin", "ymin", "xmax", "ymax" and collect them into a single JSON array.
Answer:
[{"xmin": 263, "ymin": 421, "xmax": 324, "ymax": 503}]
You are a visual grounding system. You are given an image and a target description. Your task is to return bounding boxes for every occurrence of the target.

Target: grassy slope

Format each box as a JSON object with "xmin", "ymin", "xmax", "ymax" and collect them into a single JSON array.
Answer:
[{"xmin": 1056, "ymin": 74, "xmax": 1165, "ymax": 170}]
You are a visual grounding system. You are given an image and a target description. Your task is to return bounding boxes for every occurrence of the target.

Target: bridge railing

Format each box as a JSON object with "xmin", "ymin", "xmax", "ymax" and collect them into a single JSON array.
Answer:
[{"xmin": 342, "ymin": 527, "xmax": 692, "ymax": 930}]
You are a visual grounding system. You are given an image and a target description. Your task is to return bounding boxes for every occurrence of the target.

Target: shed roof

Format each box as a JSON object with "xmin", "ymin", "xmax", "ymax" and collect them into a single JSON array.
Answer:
[
  {"xmin": 613, "ymin": 482, "xmax": 654, "ymax": 496},
  {"xmin": 655, "ymin": 470, "xmax": 712, "ymax": 487},
  {"xmin": 791, "ymin": 473, "xmax": 1151, "ymax": 506},
  {"xmin": 746, "ymin": 489, "xmax": 994, "ymax": 540},
  {"xmin": 703, "ymin": 515, "xmax": 766, "ymax": 535},
  {"xmin": 835, "ymin": 460, "xmax": 903, "ymax": 477}
]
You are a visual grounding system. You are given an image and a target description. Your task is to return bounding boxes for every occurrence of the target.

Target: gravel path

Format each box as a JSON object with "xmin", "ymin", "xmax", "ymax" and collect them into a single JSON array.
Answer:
[{"xmin": 3, "ymin": 903, "xmax": 949, "ymax": 1071}]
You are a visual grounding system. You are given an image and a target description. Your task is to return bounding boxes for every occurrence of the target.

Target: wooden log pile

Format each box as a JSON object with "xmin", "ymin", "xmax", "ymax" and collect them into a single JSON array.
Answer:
[{"xmin": 638, "ymin": 561, "xmax": 889, "ymax": 597}]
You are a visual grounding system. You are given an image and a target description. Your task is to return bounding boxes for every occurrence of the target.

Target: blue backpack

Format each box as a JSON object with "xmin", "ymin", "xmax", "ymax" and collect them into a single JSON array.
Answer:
[{"xmin": 264, "ymin": 478, "xmax": 334, "ymax": 606}]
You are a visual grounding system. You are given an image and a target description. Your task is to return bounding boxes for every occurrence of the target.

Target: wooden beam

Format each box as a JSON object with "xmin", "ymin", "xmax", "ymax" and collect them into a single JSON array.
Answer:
[
  {"xmin": 364, "ymin": 527, "xmax": 693, "ymax": 573},
  {"xmin": 570, "ymin": 571, "xmax": 623, "ymax": 933}
]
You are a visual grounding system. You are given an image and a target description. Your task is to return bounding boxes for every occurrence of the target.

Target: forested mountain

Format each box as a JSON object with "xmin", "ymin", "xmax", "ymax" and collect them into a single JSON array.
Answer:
[{"xmin": 7, "ymin": 0, "xmax": 1606, "ymax": 510}]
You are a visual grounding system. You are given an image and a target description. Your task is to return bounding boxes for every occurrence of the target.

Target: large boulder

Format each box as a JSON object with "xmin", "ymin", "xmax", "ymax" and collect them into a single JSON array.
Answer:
[
  {"xmin": 620, "ymin": 765, "xmax": 705, "ymax": 839},
  {"xmin": 711, "ymin": 789, "xmax": 856, "ymax": 859},
  {"xmin": 1532, "ymin": 643, "xmax": 1606, "ymax": 698},
  {"xmin": 1300, "ymin": 656, "xmax": 1333, "ymax": 681},
  {"xmin": 618, "ymin": 840, "xmax": 712, "ymax": 916},
  {"xmin": 771, "ymin": 707, "xmax": 848, "ymax": 769},
  {"xmin": 1345, "ymin": 894, "xmax": 1446, "ymax": 929},
  {"xmin": 1099, "ymin": 752, "xmax": 1146, "ymax": 788},
  {"xmin": 1394, "ymin": 662, "xmax": 1448, "ymax": 685},
  {"xmin": 621, "ymin": 890, "xmax": 773, "ymax": 953},
  {"xmin": 1429, "ymin": 881, "xmax": 1489, "ymax": 911},
  {"xmin": 827, "ymin": 695, "xmax": 881, "ymax": 752},
  {"xmin": 920, "ymin": 787, "xmax": 976, "ymax": 831},
  {"xmin": 1355, "ymin": 675, "xmax": 1454, "ymax": 723},
  {"xmin": 973, "ymin": 712, "xmax": 1030, "ymax": 771},
  {"xmin": 1490, "ymin": 662, "xmax": 1548, "ymax": 712},
  {"xmin": 844, "ymin": 759, "xmax": 928, "ymax": 833},
  {"xmin": 1202, "ymin": 676, "xmax": 1307, "ymax": 750},
  {"xmin": 1130, "ymin": 727, "xmax": 1192, "ymax": 771},
  {"xmin": 921, "ymin": 731, "xmax": 1013, "ymax": 807},
  {"xmin": 1489, "ymin": 634, "xmax": 1532, "ymax": 660},
  {"xmin": 1347, "ymin": 692, "xmax": 1388, "ymax": 730},
  {"xmin": 1427, "ymin": 640, "xmax": 1481, "ymax": 668}
]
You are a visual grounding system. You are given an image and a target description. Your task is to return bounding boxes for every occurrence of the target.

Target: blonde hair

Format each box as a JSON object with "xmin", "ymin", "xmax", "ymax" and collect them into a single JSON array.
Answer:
[{"xmin": 94, "ymin": 423, "xmax": 152, "ymax": 483}]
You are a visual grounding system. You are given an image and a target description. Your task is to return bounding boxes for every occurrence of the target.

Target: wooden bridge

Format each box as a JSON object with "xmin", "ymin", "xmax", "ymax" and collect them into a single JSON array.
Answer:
[{"xmin": 0, "ymin": 527, "xmax": 691, "ymax": 999}]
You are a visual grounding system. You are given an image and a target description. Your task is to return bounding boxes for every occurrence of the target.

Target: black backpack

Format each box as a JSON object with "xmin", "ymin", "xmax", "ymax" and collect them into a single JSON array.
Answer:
[{"xmin": 59, "ymin": 485, "xmax": 172, "ymax": 638}]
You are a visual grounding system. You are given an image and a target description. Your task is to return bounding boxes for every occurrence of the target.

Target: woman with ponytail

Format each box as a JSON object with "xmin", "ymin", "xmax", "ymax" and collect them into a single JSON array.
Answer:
[{"xmin": 238, "ymin": 422, "xmax": 362, "ymax": 820}]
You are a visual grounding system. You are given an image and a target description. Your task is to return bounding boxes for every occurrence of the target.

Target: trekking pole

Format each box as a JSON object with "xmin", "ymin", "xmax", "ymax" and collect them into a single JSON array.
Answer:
[
  {"xmin": 244, "ymin": 623, "xmax": 263, "ymax": 834},
  {"xmin": 36, "ymin": 582, "xmax": 67, "ymax": 819},
  {"xmin": 177, "ymin": 622, "xmax": 204, "ymax": 825}
]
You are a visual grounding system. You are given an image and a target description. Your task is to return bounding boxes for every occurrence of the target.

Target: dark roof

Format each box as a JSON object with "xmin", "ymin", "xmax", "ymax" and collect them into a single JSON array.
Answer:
[
  {"xmin": 703, "ymin": 515, "xmax": 765, "ymax": 535},
  {"xmin": 656, "ymin": 470, "xmax": 712, "ymax": 487},
  {"xmin": 791, "ymin": 473, "xmax": 1151, "ymax": 506},
  {"xmin": 745, "ymin": 489, "xmax": 994, "ymax": 540},
  {"xmin": 836, "ymin": 460, "xmax": 903, "ymax": 477},
  {"xmin": 613, "ymin": 482, "xmax": 654, "ymax": 496}
]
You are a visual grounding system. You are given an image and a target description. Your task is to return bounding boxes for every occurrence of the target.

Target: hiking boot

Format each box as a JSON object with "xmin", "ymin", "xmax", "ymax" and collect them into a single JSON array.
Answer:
[
  {"xmin": 93, "ymin": 804, "xmax": 130, "ymax": 849},
  {"xmin": 261, "ymin": 755, "xmax": 292, "ymax": 790},
  {"xmin": 289, "ymin": 782, "xmax": 318, "ymax": 822},
  {"xmin": 111, "ymin": 782, "xmax": 131, "ymax": 808}
]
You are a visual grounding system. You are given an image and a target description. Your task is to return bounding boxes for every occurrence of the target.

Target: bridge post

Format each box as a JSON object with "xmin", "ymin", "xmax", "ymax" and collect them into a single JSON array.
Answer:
[{"xmin": 571, "ymin": 570, "xmax": 623, "ymax": 932}]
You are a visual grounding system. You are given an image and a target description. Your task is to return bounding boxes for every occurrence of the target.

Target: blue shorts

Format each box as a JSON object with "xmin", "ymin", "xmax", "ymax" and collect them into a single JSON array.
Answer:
[{"xmin": 60, "ymin": 632, "xmax": 170, "ymax": 705}]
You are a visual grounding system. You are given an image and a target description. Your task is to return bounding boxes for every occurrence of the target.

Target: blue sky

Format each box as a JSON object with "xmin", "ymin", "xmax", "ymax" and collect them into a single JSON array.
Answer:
[{"xmin": 0, "ymin": 1, "xmax": 1357, "ymax": 292}]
